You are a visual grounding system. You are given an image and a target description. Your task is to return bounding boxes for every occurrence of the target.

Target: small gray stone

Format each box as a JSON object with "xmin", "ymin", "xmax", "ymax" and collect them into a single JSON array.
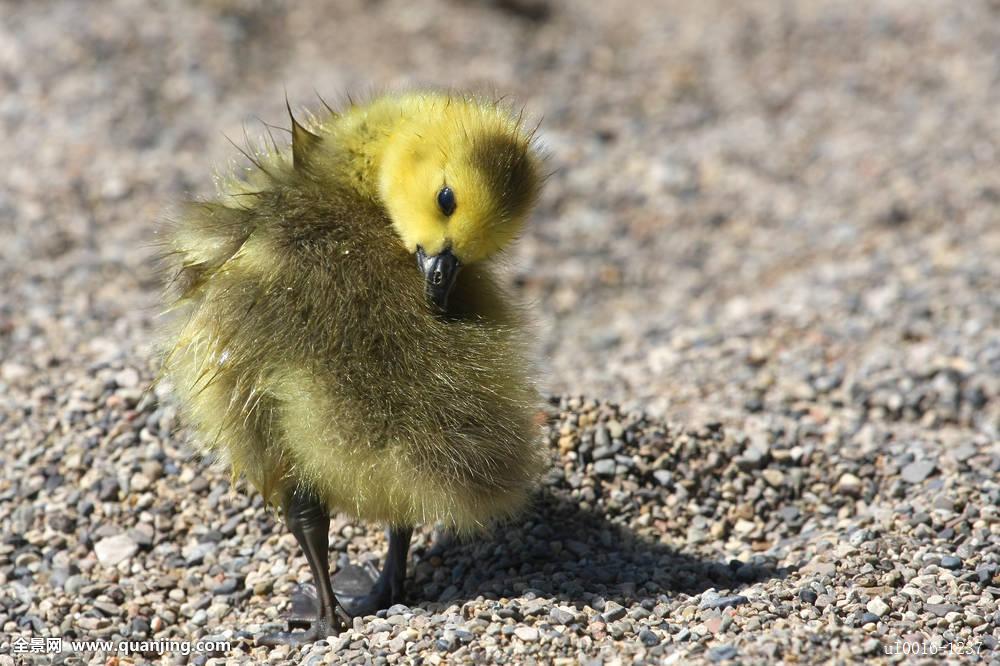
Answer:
[
  {"xmin": 521, "ymin": 598, "xmax": 549, "ymax": 618},
  {"xmin": 93, "ymin": 602, "xmax": 120, "ymax": 617},
  {"xmin": 836, "ymin": 473, "xmax": 863, "ymax": 497},
  {"xmin": 737, "ymin": 448, "xmax": 765, "ymax": 470},
  {"xmin": 652, "ymin": 470, "xmax": 672, "ymax": 486},
  {"xmin": 924, "ymin": 603, "xmax": 963, "ymax": 617},
  {"xmin": 594, "ymin": 426, "xmax": 611, "ymax": 449},
  {"xmin": 370, "ymin": 620, "xmax": 392, "ymax": 633},
  {"xmin": 638, "ymin": 629, "xmax": 659, "ymax": 646},
  {"xmin": 778, "ymin": 506, "xmax": 800, "ymax": 522},
  {"xmin": 77, "ymin": 617, "xmax": 106, "ymax": 631},
  {"xmin": 901, "ymin": 460, "xmax": 936, "ymax": 484},
  {"xmin": 385, "ymin": 604, "xmax": 410, "ymax": 617},
  {"xmin": 950, "ymin": 444, "xmax": 976, "ymax": 462},
  {"xmin": 127, "ymin": 525, "xmax": 154, "ymax": 550},
  {"xmin": 699, "ymin": 593, "xmax": 748, "ymax": 610},
  {"xmin": 600, "ymin": 601, "xmax": 626, "ymax": 622},
  {"xmin": 114, "ymin": 367, "xmax": 140, "ymax": 388},
  {"xmin": 761, "ymin": 469, "xmax": 784, "ymax": 487},
  {"xmin": 592, "ymin": 445, "xmax": 614, "ymax": 460},
  {"xmin": 848, "ymin": 529, "xmax": 871, "ymax": 547},
  {"xmin": 860, "ymin": 612, "xmax": 880, "ymax": 625},
  {"xmin": 593, "ymin": 460, "xmax": 617, "ymax": 477},
  {"xmin": 709, "ymin": 645, "xmax": 738, "ymax": 662},
  {"xmin": 98, "ymin": 478, "xmax": 121, "ymax": 502},
  {"xmin": 130, "ymin": 472, "xmax": 151, "ymax": 492},
  {"xmin": 183, "ymin": 541, "xmax": 215, "ymax": 565},
  {"xmin": 64, "ymin": 575, "xmax": 88, "ymax": 595},
  {"xmin": 866, "ymin": 598, "xmax": 889, "ymax": 617},
  {"xmin": 939, "ymin": 556, "xmax": 961, "ymax": 570},
  {"xmin": 629, "ymin": 606, "xmax": 652, "ymax": 620},
  {"xmin": 549, "ymin": 606, "xmax": 578, "ymax": 625},
  {"xmin": 513, "ymin": 626, "xmax": 539, "ymax": 642},
  {"xmin": 212, "ymin": 579, "xmax": 240, "ymax": 595},
  {"xmin": 94, "ymin": 534, "xmax": 138, "ymax": 567}
]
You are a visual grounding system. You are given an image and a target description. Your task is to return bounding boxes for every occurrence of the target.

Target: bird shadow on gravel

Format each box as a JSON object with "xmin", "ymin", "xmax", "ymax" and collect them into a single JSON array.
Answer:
[{"xmin": 404, "ymin": 488, "xmax": 780, "ymax": 610}]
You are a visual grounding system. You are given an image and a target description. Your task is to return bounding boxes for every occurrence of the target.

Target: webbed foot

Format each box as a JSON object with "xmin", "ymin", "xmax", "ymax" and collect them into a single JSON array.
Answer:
[
  {"xmin": 335, "ymin": 527, "xmax": 413, "ymax": 618},
  {"xmin": 335, "ymin": 563, "xmax": 398, "ymax": 617},
  {"xmin": 258, "ymin": 613, "xmax": 348, "ymax": 648},
  {"xmin": 282, "ymin": 583, "xmax": 323, "ymax": 630}
]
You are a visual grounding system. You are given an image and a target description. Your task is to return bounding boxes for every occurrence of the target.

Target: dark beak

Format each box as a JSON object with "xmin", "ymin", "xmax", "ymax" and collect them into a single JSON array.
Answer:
[{"xmin": 416, "ymin": 246, "xmax": 461, "ymax": 312}]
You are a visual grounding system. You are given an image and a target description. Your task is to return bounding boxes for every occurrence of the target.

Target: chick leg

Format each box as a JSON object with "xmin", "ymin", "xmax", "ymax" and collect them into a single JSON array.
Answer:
[
  {"xmin": 342, "ymin": 526, "xmax": 413, "ymax": 617},
  {"xmin": 258, "ymin": 489, "xmax": 350, "ymax": 647}
]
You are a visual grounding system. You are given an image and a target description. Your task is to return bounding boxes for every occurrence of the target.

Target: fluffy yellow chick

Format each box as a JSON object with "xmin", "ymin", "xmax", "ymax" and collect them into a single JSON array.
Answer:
[{"xmin": 159, "ymin": 91, "xmax": 546, "ymax": 645}]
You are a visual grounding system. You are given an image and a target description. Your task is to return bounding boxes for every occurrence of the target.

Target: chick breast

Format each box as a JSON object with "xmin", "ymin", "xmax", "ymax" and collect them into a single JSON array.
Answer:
[{"xmin": 163, "ymin": 169, "xmax": 545, "ymax": 531}]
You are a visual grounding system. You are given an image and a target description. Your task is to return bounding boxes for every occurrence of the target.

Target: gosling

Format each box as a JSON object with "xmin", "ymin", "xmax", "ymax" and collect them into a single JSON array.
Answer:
[{"xmin": 160, "ymin": 91, "xmax": 546, "ymax": 645}]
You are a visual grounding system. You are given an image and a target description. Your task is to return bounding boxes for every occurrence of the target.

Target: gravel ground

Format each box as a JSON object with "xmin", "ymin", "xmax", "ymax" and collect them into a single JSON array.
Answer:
[{"xmin": 2, "ymin": 0, "xmax": 999, "ymax": 663}]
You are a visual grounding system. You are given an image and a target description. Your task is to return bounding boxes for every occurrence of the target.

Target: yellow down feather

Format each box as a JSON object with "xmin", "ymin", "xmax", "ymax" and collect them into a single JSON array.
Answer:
[{"xmin": 159, "ymin": 91, "xmax": 546, "ymax": 532}]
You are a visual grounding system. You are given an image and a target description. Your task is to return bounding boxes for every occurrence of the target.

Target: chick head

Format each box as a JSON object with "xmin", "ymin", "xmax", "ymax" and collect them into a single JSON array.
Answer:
[{"xmin": 379, "ymin": 99, "xmax": 542, "ymax": 310}]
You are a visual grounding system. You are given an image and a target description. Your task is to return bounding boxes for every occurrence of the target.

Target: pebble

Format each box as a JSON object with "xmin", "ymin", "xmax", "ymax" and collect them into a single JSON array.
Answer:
[
  {"xmin": 866, "ymin": 598, "xmax": 890, "ymax": 618},
  {"xmin": 848, "ymin": 529, "xmax": 871, "ymax": 547},
  {"xmin": 638, "ymin": 629, "xmax": 659, "ymax": 646},
  {"xmin": 98, "ymin": 478, "xmax": 121, "ymax": 502},
  {"xmin": 761, "ymin": 469, "xmax": 784, "ymax": 487},
  {"xmin": 601, "ymin": 601, "xmax": 626, "ymax": 622},
  {"xmin": 594, "ymin": 426, "xmax": 611, "ymax": 450},
  {"xmin": 212, "ymin": 579, "xmax": 241, "ymax": 595},
  {"xmin": 131, "ymin": 472, "xmax": 152, "ymax": 492},
  {"xmin": 652, "ymin": 470, "xmax": 672, "ymax": 487},
  {"xmin": 836, "ymin": 473, "xmax": 863, "ymax": 497},
  {"xmin": 860, "ymin": 613, "xmax": 880, "ymax": 625},
  {"xmin": 900, "ymin": 460, "xmax": 936, "ymax": 484},
  {"xmin": 94, "ymin": 534, "xmax": 138, "ymax": 567},
  {"xmin": 513, "ymin": 627, "xmax": 539, "ymax": 642},
  {"xmin": 63, "ymin": 575, "xmax": 87, "ymax": 595},
  {"xmin": 699, "ymin": 593, "xmax": 749, "ymax": 611},
  {"xmin": 708, "ymin": 645, "xmax": 738, "ymax": 662},
  {"xmin": 386, "ymin": 604, "xmax": 409, "ymax": 617},
  {"xmin": 128, "ymin": 525, "xmax": 154, "ymax": 549},
  {"xmin": 549, "ymin": 607, "xmax": 578, "ymax": 625},
  {"xmin": 924, "ymin": 603, "xmax": 962, "ymax": 617},
  {"xmin": 939, "ymin": 556, "xmax": 961, "ymax": 570},
  {"xmin": 950, "ymin": 444, "xmax": 976, "ymax": 462},
  {"xmin": 114, "ymin": 368, "xmax": 140, "ymax": 389},
  {"xmin": 593, "ymin": 460, "xmax": 617, "ymax": 477}
]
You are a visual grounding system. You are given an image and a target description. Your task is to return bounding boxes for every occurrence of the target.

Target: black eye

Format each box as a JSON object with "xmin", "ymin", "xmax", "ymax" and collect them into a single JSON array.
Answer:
[{"xmin": 437, "ymin": 187, "xmax": 457, "ymax": 216}]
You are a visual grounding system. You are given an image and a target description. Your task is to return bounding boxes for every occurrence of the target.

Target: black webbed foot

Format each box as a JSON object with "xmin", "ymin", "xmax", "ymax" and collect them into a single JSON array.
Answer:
[
  {"xmin": 259, "ymin": 584, "xmax": 351, "ymax": 646},
  {"xmin": 284, "ymin": 583, "xmax": 322, "ymax": 629},
  {"xmin": 335, "ymin": 526, "xmax": 413, "ymax": 618},
  {"xmin": 285, "ymin": 583, "xmax": 324, "ymax": 631},
  {"xmin": 336, "ymin": 564, "xmax": 397, "ymax": 618},
  {"xmin": 258, "ymin": 614, "xmax": 348, "ymax": 648}
]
